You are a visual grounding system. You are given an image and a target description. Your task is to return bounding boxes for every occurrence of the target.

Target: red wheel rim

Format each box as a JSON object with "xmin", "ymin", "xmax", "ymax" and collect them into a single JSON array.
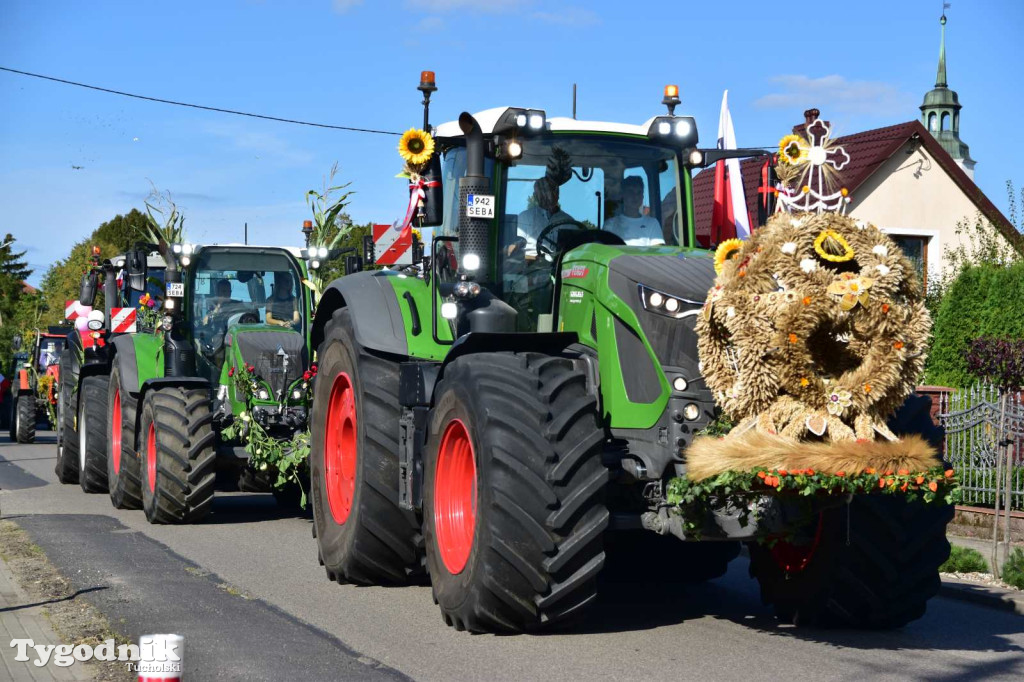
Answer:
[
  {"xmin": 111, "ymin": 389, "xmax": 122, "ymax": 474},
  {"xmin": 146, "ymin": 422, "xmax": 157, "ymax": 493},
  {"xmin": 324, "ymin": 372, "xmax": 357, "ymax": 525},
  {"xmin": 434, "ymin": 419, "xmax": 477, "ymax": 575},
  {"xmin": 771, "ymin": 514, "xmax": 824, "ymax": 574}
]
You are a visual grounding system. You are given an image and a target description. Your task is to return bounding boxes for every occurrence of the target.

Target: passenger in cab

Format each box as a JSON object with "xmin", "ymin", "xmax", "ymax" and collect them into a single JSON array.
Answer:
[
  {"xmin": 266, "ymin": 271, "xmax": 300, "ymax": 329},
  {"xmin": 604, "ymin": 175, "xmax": 664, "ymax": 246}
]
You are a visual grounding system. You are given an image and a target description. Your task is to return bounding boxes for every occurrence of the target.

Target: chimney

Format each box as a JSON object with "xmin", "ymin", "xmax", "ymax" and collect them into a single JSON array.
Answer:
[{"xmin": 792, "ymin": 107, "xmax": 829, "ymax": 136}]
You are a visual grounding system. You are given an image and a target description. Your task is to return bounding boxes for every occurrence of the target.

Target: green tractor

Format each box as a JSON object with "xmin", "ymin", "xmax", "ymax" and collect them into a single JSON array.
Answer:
[
  {"xmin": 70, "ymin": 241, "xmax": 316, "ymax": 522},
  {"xmin": 307, "ymin": 76, "xmax": 951, "ymax": 632}
]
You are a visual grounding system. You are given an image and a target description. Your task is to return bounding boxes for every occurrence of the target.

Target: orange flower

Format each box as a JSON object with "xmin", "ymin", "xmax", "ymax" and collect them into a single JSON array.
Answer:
[
  {"xmin": 800, "ymin": 377, "xmax": 810, "ymax": 387},
  {"xmin": 765, "ymin": 476, "xmax": 779, "ymax": 488},
  {"xmin": 900, "ymin": 482, "xmax": 909, "ymax": 492},
  {"xmin": 944, "ymin": 469, "xmax": 954, "ymax": 479},
  {"xmin": 806, "ymin": 469, "xmax": 815, "ymax": 476},
  {"xmin": 834, "ymin": 471, "xmax": 844, "ymax": 477},
  {"xmin": 778, "ymin": 469, "xmax": 788, "ymax": 476},
  {"xmin": 893, "ymin": 341, "xmax": 904, "ymax": 350},
  {"xmin": 878, "ymin": 478, "xmax": 886, "ymax": 489},
  {"xmin": 802, "ymin": 296, "xmax": 812, "ymax": 306},
  {"xmin": 881, "ymin": 303, "xmax": 890, "ymax": 313},
  {"xmin": 928, "ymin": 481, "xmax": 938, "ymax": 492},
  {"xmin": 864, "ymin": 384, "xmax": 872, "ymax": 394},
  {"xmin": 865, "ymin": 467, "xmax": 876, "ymax": 475},
  {"xmin": 898, "ymin": 469, "xmax": 909, "ymax": 475},
  {"xmin": 885, "ymin": 470, "xmax": 894, "ymax": 476},
  {"xmin": 757, "ymin": 471, "xmax": 767, "ymax": 479},
  {"xmin": 788, "ymin": 333, "xmax": 798, "ymax": 344},
  {"xmin": 915, "ymin": 476, "xmax": 925, "ymax": 485}
]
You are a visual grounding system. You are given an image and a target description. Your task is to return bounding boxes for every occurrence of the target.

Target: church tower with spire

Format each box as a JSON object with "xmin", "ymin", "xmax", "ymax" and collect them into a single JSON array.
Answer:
[{"xmin": 920, "ymin": 9, "xmax": 976, "ymax": 177}]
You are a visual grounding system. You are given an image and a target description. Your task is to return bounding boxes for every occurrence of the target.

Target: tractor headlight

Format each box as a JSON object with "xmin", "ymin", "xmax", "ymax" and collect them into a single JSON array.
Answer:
[
  {"xmin": 673, "ymin": 377, "xmax": 688, "ymax": 392},
  {"xmin": 172, "ymin": 244, "xmax": 182, "ymax": 254},
  {"xmin": 257, "ymin": 388, "xmax": 270, "ymax": 401},
  {"xmin": 318, "ymin": 246, "xmax": 329, "ymax": 258},
  {"xmin": 291, "ymin": 388, "xmax": 303, "ymax": 400},
  {"xmin": 638, "ymin": 284, "xmax": 701, "ymax": 319},
  {"xmin": 440, "ymin": 301, "xmax": 458, "ymax": 320},
  {"xmin": 453, "ymin": 280, "xmax": 481, "ymax": 299},
  {"xmin": 310, "ymin": 260, "xmax": 320, "ymax": 269},
  {"xmin": 87, "ymin": 319, "xmax": 103, "ymax": 331},
  {"xmin": 683, "ymin": 403, "xmax": 701, "ymax": 421},
  {"xmin": 181, "ymin": 256, "xmax": 191, "ymax": 266},
  {"xmin": 160, "ymin": 315, "xmax": 173, "ymax": 331}
]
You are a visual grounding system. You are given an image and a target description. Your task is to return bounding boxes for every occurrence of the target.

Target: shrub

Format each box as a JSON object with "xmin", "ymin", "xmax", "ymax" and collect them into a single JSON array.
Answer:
[
  {"xmin": 1003, "ymin": 548, "xmax": 1024, "ymax": 590},
  {"xmin": 939, "ymin": 545, "xmax": 989, "ymax": 573}
]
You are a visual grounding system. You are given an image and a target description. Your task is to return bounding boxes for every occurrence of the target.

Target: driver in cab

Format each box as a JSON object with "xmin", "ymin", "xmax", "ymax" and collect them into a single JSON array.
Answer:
[
  {"xmin": 202, "ymin": 278, "xmax": 236, "ymax": 326},
  {"xmin": 265, "ymin": 271, "xmax": 300, "ymax": 329},
  {"xmin": 515, "ymin": 176, "xmax": 574, "ymax": 257}
]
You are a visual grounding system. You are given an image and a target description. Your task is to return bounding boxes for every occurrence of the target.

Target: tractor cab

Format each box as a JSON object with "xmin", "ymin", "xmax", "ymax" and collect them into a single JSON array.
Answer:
[
  {"xmin": 185, "ymin": 245, "xmax": 310, "ymax": 385},
  {"xmin": 431, "ymin": 105, "xmax": 702, "ymax": 333}
]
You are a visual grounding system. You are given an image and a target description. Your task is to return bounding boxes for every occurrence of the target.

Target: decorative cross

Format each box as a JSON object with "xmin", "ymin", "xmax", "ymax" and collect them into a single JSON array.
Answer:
[
  {"xmin": 805, "ymin": 120, "xmax": 850, "ymax": 172},
  {"xmin": 776, "ymin": 117, "xmax": 852, "ymax": 215}
]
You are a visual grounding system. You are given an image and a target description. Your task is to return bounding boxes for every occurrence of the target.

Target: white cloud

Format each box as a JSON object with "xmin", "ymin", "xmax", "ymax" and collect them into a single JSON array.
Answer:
[
  {"xmin": 754, "ymin": 74, "xmax": 915, "ymax": 117},
  {"xmin": 332, "ymin": 0, "xmax": 364, "ymax": 13},
  {"xmin": 531, "ymin": 7, "xmax": 599, "ymax": 26}
]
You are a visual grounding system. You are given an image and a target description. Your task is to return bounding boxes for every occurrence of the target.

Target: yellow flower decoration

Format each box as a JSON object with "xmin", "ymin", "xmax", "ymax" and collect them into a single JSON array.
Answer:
[
  {"xmin": 827, "ymin": 273, "xmax": 875, "ymax": 311},
  {"xmin": 411, "ymin": 227, "xmax": 423, "ymax": 242},
  {"xmin": 813, "ymin": 229, "xmax": 855, "ymax": 262},
  {"xmin": 398, "ymin": 129, "xmax": 435, "ymax": 166},
  {"xmin": 778, "ymin": 134, "xmax": 808, "ymax": 165},
  {"xmin": 713, "ymin": 238, "xmax": 744, "ymax": 275}
]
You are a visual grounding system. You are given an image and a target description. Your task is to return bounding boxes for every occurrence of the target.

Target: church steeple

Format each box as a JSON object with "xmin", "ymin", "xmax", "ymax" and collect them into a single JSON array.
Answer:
[{"xmin": 920, "ymin": 8, "xmax": 976, "ymax": 177}]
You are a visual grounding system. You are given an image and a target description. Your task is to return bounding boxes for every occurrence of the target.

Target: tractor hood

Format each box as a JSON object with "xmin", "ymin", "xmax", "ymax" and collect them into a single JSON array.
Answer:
[
  {"xmin": 232, "ymin": 327, "xmax": 307, "ymax": 399},
  {"xmin": 606, "ymin": 253, "xmax": 715, "ymax": 306}
]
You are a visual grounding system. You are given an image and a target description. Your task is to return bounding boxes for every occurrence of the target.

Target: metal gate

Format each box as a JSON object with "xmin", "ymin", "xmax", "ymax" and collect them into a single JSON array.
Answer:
[{"xmin": 939, "ymin": 384, "xmax": 1024, "ymax": 510}]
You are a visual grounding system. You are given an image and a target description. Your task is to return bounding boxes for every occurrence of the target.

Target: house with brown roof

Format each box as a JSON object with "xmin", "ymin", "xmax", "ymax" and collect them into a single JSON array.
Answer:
[{"xmin": 692, "ymin": 14, "xmax": 1022, "ymax": 287}]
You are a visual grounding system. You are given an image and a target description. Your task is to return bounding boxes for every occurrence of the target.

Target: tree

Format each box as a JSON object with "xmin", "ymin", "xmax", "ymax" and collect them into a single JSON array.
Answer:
[
  {"xmin": 0, "ymin": 234, "xmax": 41, "ymax": 364},
  {"xmin": 38, "ymin": 238, "xmax": 119, "ymax": 328},
  {"xmin": 93, "ymin": 208, "xmax": 150, "ymax": 252}
]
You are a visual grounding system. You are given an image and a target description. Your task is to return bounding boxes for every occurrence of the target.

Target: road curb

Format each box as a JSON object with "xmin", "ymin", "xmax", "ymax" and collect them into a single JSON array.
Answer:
[{"xmin": 939, "ymin": 577, "xmax": 1024, "ymax": 615}]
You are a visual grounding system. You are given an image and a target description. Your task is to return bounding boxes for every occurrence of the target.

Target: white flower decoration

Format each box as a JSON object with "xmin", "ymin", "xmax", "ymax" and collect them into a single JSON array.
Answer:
[
  {"xmin": 876, "ymin": 264, "xmax": 891, "ymax": 276},
  {"xmin": 872, "ymin": 244, "xmax": 888, "ymax": 257},
  {"xmin": 800, "ymin": 258, "xmax": 818, "ymax": 273},
  {"xmin": 790, "ymin": 218, "xmax": 805, "ymax": 228},
  {"xmin": 781, "ymin": 242, "xmax": 797, "ymax": 255},
  {"xmin": 855, "ymin": 220, "xmax": 868, "ymax": 230},
  {"xmin": 726, "ymin": 306, "xmax": 736, "ymax": 318}
]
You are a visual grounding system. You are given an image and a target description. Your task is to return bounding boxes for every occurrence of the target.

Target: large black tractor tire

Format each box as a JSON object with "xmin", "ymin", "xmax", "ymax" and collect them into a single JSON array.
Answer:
[
  {"xmin": 310, "ymin": 309, "xmax": 422, "ymax": 585},
  {"xmin": 603, "ymin": 532, "xmax": 740, "ymax": 584},
  {"xmin": 139, "ymin": 387, "xmax": 216, "ymax": 524},
  {"xmin": 107, "ymin": 365, "xmax": 143, "ymax": 509},
  {"xmin": 424, "ymin": 352, "xmax": 609, "ymax": 633},
  {"xmin": 54, "ymin": 353, "xmax": 79, "ymax": 483},
  {"xmin": 747, "ymin": 394, "xmax": 953, "ymax": 628},
  {"xmin": 14, "ymin": 395, "xmax": 36, "ymax": 444},
  {"xmin": 78, "ymin": 375, "xmax": 110, "ymax": 493}
]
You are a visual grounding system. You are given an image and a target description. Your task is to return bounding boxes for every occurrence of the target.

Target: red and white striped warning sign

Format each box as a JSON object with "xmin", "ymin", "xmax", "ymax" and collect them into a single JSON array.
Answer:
[
  {"xmin": 372, "ymin": 223, "xmax": 413, "ymax": 266},
  {"xmin": 65, "ymin": 300, "xmax": 90, "ymax": 320},
  {"xmin": 111, "ymin": 307, "xmax": 137, "ymax": 334}
]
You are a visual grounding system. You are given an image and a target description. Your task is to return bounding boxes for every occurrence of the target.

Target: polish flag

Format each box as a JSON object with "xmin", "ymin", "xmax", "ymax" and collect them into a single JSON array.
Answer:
[{"xmin": 710, "ymin": 90, "xmax": 751, "ymax": 242}]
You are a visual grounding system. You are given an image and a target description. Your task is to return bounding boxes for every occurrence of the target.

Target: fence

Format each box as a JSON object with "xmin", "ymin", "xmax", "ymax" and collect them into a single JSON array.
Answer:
[{"xmin": 939, "ymin": 384, "xmax": 1024, "ymax": 511}]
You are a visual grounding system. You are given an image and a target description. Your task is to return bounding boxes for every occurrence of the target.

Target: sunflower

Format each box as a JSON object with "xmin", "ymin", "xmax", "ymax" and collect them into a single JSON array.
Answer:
[
  {"xmin": 398, "ymin": 129, "xmax": 435, "ymax": 166},
  {"xmin": 713, "ymin": 238, "xmax": 744, "ymax": 275},
  {"xmin": 778, "ymin": 134, "xmax": 808, "ymax": 165}
]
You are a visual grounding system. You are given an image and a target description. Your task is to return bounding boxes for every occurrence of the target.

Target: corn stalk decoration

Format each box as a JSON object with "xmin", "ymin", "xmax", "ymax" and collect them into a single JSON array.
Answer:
[
  {"xmin": 143, "ymin": 186, "xmax": 187, "ymax": 267},
  {"xmin": 303, "ymin": 163, "xmax": 354, "ymax": 302}
]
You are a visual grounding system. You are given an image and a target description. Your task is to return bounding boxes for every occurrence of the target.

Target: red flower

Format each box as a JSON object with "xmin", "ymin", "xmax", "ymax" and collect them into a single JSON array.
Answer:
[
  {"xmin": 777, "ymin": 469, "xmax": 788, "ymax": 477},
  {"xmin": 757, "ymin": 471, "xmax": 767, "ymax": 479},
  {"xmin": 805, "ymin": 469, "xmax": 815, "ymax": 476},
  {"xmin": 900, "ymin": 482, "xmax": 909, "ymax": 492},
  {"xmin": 310, "ymin": 363, "xmax": 318, "ymax": 373},
  {"xmin": 228, "ymin": 367, "xmax": 234, "ymax": 377},
  {"xmin": 303, "ymin": 370, "xmax": 312, "ymax": 380},
  {"xmin": 878, "ymin": 478, "xmax": 886, "ymax": 489},
  {"xmin": 834, "ymin": 471, "xmax": 844, "ymax": 477}
]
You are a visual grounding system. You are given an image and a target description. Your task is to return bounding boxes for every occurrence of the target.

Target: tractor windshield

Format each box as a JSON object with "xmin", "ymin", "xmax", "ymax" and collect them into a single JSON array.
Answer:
[
  {"xmin": 189, "ymin": 248, "xmax": 306, "ymax": 375},
  {"xmin": 37, "ymin": 336, "xmax": 65, "ymax": 371}
]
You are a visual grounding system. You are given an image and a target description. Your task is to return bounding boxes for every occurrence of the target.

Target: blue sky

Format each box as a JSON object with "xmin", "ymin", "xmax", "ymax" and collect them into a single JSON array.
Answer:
[{"xmin": 2, "ymin": 0, "xmax": 1022, "ymax": 285}]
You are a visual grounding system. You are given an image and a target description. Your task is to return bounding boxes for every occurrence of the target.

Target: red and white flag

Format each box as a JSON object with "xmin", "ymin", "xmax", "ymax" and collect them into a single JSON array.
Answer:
[{"xmin": 710, "ymin": 90, "xmax": 751, "ymax": 242}]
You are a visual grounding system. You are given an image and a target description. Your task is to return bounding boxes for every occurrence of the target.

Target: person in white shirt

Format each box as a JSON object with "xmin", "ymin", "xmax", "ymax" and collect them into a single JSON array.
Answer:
[
  {"xmin": 516, "ymin": 177, "xmax": 574, "ymax": 256},
  {"xmin": 604, "ymin": 175, "xmax": 664, "ymax": 246}
]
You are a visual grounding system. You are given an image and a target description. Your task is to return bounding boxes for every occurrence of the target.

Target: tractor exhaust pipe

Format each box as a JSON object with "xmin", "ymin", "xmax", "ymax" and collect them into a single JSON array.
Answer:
[{"xmin": 456, "ymin": 112, "xmax": 491, "ymax": 282}]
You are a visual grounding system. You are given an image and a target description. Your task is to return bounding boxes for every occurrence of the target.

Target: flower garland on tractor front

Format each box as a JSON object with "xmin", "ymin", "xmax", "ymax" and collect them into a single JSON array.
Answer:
[{"xmin": 221, "ymin": 362, "xmax": 318, "ymax": 506}]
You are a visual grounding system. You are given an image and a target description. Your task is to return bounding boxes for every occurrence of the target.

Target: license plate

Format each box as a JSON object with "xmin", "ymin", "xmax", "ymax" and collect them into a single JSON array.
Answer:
[
  {"xmin": 166, "ymin": 282, "xmax": 185, "ymax": 297},
  {"xmin": 466, "ymin": 194, "xmax": 495, "ymax": 219}
]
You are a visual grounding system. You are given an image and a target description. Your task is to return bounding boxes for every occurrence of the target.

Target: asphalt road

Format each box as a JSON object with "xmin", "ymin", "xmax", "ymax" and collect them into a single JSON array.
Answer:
[{"xmin": 2, "ymin": 433, "xmax": 1023, "ymax": 681}]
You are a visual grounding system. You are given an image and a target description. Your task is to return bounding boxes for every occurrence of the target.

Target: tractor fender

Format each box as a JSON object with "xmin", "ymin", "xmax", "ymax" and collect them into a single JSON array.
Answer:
[
  {"xmin": 110, "ymin": 335, "xmax": 140, "ymax": 395},
  {"xmin": 428, "ymin": 331, "xmax": 581, "ymax": 403},
  {"xmin": 311, "ymin": 272, "xmax": 408, "ymax": 357}
]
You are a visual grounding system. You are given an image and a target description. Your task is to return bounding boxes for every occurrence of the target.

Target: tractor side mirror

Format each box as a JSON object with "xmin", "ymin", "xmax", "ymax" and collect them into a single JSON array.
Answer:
[
  {"xmin": 79, "ymin": 271, "xmax": 99, "ymax": 307},
  {"xmin": 11, "ymin": 335, "xmax": 21, "ymax": 352},
  {"xmin": 126, "ymin": 249, "xmax": 148, "ymax": 291}
]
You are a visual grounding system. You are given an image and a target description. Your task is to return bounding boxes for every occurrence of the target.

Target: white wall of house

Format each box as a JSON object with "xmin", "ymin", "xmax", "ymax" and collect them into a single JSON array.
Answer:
[{"xmin": 847, "ymin": 140, "xmax": 1012, "ymax": 285}]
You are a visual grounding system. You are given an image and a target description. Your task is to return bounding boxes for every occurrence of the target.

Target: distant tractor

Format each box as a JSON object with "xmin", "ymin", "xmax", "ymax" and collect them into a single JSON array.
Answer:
[
  {"xmin": 89, "ymin": 242, "xmax": 317, "ymax": 522},
  {"xmin": 8, "ymin": 327, "xmax": 70, "ymax": 443},
  {"xmin": 305, "ymin": 75, "xmax": 952, "ymax": 633}
]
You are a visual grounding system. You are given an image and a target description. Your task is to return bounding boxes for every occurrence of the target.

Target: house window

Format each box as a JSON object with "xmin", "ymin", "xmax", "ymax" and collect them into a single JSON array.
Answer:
[{"xmin": 891, "ymin": 236, "xmax": 929, "ymax": 288}]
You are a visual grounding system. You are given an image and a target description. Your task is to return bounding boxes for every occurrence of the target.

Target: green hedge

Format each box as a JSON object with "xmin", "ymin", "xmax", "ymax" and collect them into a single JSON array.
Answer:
[{"xmin": 926, "ymin": 262, "xmax": 1024, "ymax": 387}]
